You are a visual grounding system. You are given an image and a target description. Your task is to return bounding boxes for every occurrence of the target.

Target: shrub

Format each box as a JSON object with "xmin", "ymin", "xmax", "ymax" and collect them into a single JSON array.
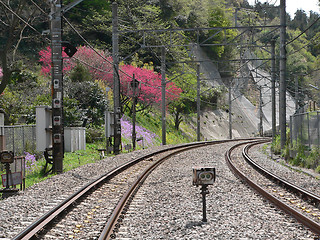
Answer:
[{"xmin": 86, "ymin": 127, "xmax": 105, "ymax": 143}]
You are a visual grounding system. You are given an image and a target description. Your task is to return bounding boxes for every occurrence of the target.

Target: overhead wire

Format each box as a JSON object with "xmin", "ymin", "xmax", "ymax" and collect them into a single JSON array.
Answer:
[
  {"xmin": 286, "ymin": 15, "xmax": 320, "ymax": 46},
  {"xmin": 63, "ymin": 15, "xmax": 201, "ymax": 103}
]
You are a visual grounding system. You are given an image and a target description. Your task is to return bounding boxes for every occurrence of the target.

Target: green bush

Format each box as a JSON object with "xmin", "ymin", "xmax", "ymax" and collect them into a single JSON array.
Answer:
[
  {"xmin": 271, "ymin": 135, "xmax": 281, "ymax": 154},
  {"xmin": 86, "ymin": 127, "xmax": 105, "ymax": 143},
  {"xmin": 305, "ymin": 147, "xmax": 320, "ymax": 169},
  {"xmin": 290, "ymin": 139, "xmax": 307, "ymax": 166}
]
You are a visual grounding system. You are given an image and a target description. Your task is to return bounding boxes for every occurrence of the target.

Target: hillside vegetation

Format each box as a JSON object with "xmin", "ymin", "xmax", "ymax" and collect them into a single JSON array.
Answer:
[{"xmin": 1, "ymin": 0, "xmax": 320, "ymax": 146}]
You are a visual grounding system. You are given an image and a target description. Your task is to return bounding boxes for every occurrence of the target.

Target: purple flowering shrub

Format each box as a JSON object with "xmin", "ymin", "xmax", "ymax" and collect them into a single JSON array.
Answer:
[
  {"xmin": 24, "ymin": 152, "xmax": 38, "ymax": 173},
  {"xmin": 121, "ymin": 116, "xmax": 159, "ymax": 148}
]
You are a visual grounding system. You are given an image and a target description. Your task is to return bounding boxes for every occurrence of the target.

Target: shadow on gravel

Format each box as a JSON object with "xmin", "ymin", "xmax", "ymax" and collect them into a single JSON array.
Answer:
[{"xmin": 185, "ymin": 221, "xmax": 208, "ymax": 229}]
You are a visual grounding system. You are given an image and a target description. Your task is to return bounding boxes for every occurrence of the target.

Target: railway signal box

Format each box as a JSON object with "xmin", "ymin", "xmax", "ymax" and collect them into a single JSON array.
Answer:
[{"xmin": 193, "ymin": 167, "xmax": 216, "ymax": 186}]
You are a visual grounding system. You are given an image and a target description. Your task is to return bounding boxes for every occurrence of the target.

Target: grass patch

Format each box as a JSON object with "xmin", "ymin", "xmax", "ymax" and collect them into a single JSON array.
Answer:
[{"xmin": 1, "ymin": 110, "xmax": 195, "ymax": 195}]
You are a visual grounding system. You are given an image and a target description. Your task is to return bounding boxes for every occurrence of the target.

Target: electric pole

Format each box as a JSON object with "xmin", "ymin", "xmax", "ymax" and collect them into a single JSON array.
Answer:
[
  {"xmin": 295, "ymin": 75, "xmax": 299, "ymax": 111},
  {"xmin": 259, "ymin": 86, "xmax": 263, "ymax": 136},
  {"xmin": 161, "ymin": 47, "xmax": 166, "ymax": 145},
  {"xmin": 51, "ymin": 0, "xmax": 63, "ymax": 173},
  {"xmin": 279, "ymin": 0, "xmax": 287, "ymax": 148},
  {"xmin": 131, "ymin": 74, "xmax": 139, "ymax": 150},
  {"xmin": 197, "ymin": 63, "xmax": 201, "ymax": 141},
  {"xmin": 112, "ymin": 2, "xmax": 121, "ymax": 154},
  {"xmin": 271, "ymin": 40, "xmax": 276, "ymax": 140},
  {"xmin": 229, "ymin": 82, "xmax": 232, "ymax": 139}
]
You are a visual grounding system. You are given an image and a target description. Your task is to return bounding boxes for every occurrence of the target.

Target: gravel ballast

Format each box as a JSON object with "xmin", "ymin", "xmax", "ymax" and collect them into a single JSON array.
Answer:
[{"xmin": 0, "ymin": 141, "xmax": 318, "ymax": 239}]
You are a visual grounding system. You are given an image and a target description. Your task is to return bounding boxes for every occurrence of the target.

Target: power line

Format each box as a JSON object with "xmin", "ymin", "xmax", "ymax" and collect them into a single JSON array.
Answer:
[
  {"xmin": 286, "ymin": 15, "xmax": 320, "ymax": 46},
  {"xmin": 63, "ymin": 16, "xmax": 185, "ymax": 97}
]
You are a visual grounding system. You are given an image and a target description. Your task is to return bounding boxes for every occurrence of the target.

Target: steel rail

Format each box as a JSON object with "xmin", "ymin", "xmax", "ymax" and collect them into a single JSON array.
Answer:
[
  {"xmin": 13, "ymin": 138, "xmax": 261, "ymax": 239},
  {"xmin": 243, "ymin": 142, "xmax": 320, "ymax": 206},
  {"xmin": 12, "ymin": 141, "xmax": 210, "ymax": 240},
  {"xmin": 99, "ymin": 138, "xmax": 268, "ymax": 239},
  {"xmin": 98, "ymin": 142, "xmax": 216, "ymax": 239},
  {"xmin": 225, "ymin": 140, "xmax": 320, "ymax": 235},
  {"xmin": 13, "ymin": 139, "xmax": 251, "ymax": 239}
]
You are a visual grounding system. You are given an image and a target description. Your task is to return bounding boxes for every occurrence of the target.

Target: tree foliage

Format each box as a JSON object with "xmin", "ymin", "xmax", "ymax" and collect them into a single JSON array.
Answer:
[
  {"xmin": 38, "ymin": 45, "xmax": 182, "ymax": 125},
  {"xmin": 0, "ymin": 0, "xmax": 49, "ymax": 95}
]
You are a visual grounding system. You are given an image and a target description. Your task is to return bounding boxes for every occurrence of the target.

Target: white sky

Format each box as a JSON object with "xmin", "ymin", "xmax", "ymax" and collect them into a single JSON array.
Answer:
[{"xmin": 247, "ymin": 0, "xmax": 320, "ymax": 17}]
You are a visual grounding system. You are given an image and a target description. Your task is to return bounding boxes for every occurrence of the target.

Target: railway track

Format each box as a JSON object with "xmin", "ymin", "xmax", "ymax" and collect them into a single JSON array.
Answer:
[
  {"xmin": 226, "ymin": 139, "xmax": 320, "ymax": 236},
  {"xmin": 13, "ymin": 139, "xmax": 252, "ymax": 240},
  {"xmin": 12, "ymin": 137, "xmax": 319, "ymax": 239}
]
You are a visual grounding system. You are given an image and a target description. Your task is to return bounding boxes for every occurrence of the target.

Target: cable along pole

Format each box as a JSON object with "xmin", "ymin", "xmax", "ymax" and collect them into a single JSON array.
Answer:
[
  {"xmin": 50, "ymin": 0, "xmax": 63, "ymax": 173},
  {"xmin": 50, "ymin": 0, "xmax": 89, "ymax": 173}
]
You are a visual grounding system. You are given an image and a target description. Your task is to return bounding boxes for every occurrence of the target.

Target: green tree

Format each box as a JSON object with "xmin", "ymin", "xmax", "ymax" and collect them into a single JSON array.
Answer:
[
  {"xmin": 0, "ymin": 66, "xmax": 50, "ymax": 125},
  {"xmin": 168, "ymin": 70, "xmax": 197, "ymax": 130},
  {"xmin": 289, "ymin": 10, "xmax": 308, "ymax": 33},
  {"xmin": 64, "ymin": 65, "xmax": 107, "ymax": 127},
  {"xmin": 0, "ymin": 0, "xmax": 49, "ymax": 94}
]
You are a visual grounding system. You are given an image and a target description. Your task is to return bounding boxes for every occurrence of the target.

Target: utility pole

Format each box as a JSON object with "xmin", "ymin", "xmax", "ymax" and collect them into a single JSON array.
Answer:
[
  {"xmin": 161, "ymin": 47, "xmax": 166, "ymax": 145},
  {"xmin": 197, "ymin": 64, "xmax": 201, "ymax": 141},
  {"xmin": 228, "ymin": 82, "xmax": 232, "ymax": 139},
  {"xmin": 279, "ymin": 0, "xmax": 287, "ymax": 148},
  {"xmin": 271, "ymin": 40, "xmax": 276, "ymax": 140},
  {"xmin": 259, "ymin": 86, "xmax": 263, "ymax": 136},
  {"xmin": 112, "ymin": 2, "xmax": 121, "ymax": 154},
  {"xmin": 131, "ymin": 74, "xmax": 139, "ymax": 150},
  {"xmin": 295, "ymin": 75, "xmax": 299, "ymax": 111},
  {"xmin": 51, "ymin": 0, "xmax": 63, "ymax": 173},
  {"xmin": 49, "ymin": 0, "xmax": 88, "ymax": 173}
]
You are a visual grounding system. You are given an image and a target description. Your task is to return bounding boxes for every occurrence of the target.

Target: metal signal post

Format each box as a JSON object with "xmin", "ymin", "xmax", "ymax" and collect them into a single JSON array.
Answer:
[
  {"xmin": 50, "ymin": 0, "xmax": 64, "ymax": 173},
  {"xmin": 50, "ymin": 0, "xmax": 86, "ymax": 172},
  {"xmin": 112, "ymin": 2, "xmax": 121, "ymax": 154}
]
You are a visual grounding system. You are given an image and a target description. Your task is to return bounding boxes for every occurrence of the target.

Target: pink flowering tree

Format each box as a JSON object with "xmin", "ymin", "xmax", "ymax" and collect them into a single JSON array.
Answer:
[
  {"xmin": 39, "ymin": 46, "xmax": 182, "ymax": 115},
  {"xmin": 39, "ymin": 46, "xmax": 113, "ymax": 82},
  {"xmin": 119, "ymin": 64, "xmax": 182, "ymax": 113}
]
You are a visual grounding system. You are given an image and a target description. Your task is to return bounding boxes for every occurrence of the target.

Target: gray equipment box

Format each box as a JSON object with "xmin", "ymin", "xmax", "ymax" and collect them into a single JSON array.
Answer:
[{"xmin": 193, "ymin": 167, "xmax": 216, "ymax": 186}]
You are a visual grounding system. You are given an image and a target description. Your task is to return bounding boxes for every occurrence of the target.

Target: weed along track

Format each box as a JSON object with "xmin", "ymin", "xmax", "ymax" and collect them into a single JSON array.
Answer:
[
  {"xmin": 226, "ymin": 140, "xmax": 320, "ymax": 236},
  {"xmin": 5, "ymin": 138, "xmax": 318, "ymax": 239}
]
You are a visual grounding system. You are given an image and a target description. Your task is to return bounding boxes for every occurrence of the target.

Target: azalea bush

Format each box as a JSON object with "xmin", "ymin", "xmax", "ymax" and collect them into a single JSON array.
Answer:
[
  {"xmin": 24, "ymin": 152, "xmax": 39, "ymax": 174},
  {"xmin": 121, "ymin": 116, "xmax": 159, "ymax": 148}
]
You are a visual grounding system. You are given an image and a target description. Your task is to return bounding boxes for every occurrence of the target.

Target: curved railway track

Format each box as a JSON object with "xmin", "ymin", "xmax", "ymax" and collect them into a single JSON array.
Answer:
[
  {"xmin": 12, "ymin": 137, "xmax": 320, "ymax": 239},
  {"xmin": 14, "ymin": 139, "xmax": 254, "ymax": 240},
  {"xmin": 226, "ymin": 140, "xmax": 320, "ymax": 236}
]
